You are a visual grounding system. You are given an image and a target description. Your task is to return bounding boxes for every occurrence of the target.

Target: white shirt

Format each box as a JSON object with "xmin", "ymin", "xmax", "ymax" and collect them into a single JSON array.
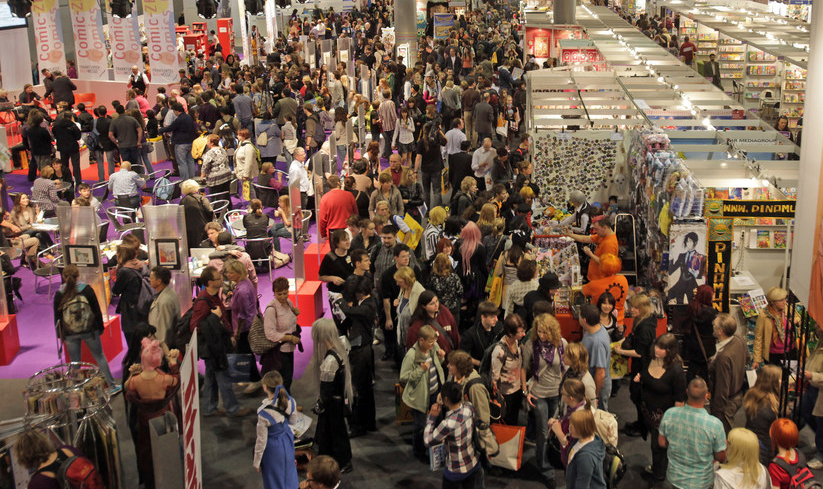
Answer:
[
  {"xmin": 444, "ymin": 128, "xmax": 467, "ymax": 155},
  {"xmin": 289, "ymin": 158, "xmax": 311, "ymax": 193},
  {"xmin": 472, "ymin": 147, "xmax": 495, "ymax": 177},
  {"xmin": 714, "ymin": 464, "xmax": 770, "ymax": 489}
]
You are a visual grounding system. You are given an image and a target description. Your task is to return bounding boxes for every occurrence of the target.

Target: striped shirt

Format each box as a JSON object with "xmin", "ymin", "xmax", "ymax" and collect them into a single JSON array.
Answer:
[{"xmin": 659, "ymin": 405, "xmax": 726, "ymax": 489}]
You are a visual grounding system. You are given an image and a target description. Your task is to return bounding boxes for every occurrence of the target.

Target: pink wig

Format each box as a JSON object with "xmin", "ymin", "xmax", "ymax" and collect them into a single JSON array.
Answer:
[
  {"xmin": 141, "ymin": 337, "xmax": 163, "ymax": 372},
  {"xmin": 460, "ymin": 221, "xmax": 482, "ymax": 274}
]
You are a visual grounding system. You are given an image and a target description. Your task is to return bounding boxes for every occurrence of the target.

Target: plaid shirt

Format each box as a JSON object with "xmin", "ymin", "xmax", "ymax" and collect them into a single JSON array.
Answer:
[
  {"xmin": 659, "ymin": 405, "xmax": 726, "ymax": 489},
  {"xmin": 424, "ymin": 403, "xmax": 480, "ymax": 475}
]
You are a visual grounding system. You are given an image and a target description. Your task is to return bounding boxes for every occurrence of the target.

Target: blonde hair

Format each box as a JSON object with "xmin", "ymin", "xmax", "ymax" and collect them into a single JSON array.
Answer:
[
  {"xmin": 180, "ymin": 179, "xmax": 200, "ymax": 195},
  {"xmin": 399, "ymin": 167, "xmax": 416, "ymax": 186},
  {"xmin": 224, "ymin": 259, "xmax": 248, "ymax": 280},
  {"xmin": 565, "ymin": 342, "xmax": 589, "ymax": 373},
  {"xmin": 432, "ymin": 253, "xmax": 452, "ymax": 276},
  {"xmin": 418, "ymin": 324, "xmax": 437, "ymax": 341},
  {"xmin": 376, "ymin": 201, "xmax": 390, "ymax": 212},
  {"xmin": 460, "ymin": 176, "xmax": 476, "ymax": 193},
  {"xmin": 531, "ymin": 314, "xmax": 562, "ymax": 347},
  {"xmin": 429, "ymin": 206, "xmax": 447, "ymax": 226},
  {"xmin": 722, "ymin": 428, "xmax": 763, "ymax": 488},
  {"xmin": 393, "ymin": 266, "xmax": 416, "ymax": 287},
  {"xmin": 632, "ymin": 294, "xmax": 652, "ymax": 323}
]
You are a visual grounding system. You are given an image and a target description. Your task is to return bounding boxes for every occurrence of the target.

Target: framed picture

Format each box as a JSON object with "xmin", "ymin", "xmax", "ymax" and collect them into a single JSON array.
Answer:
[
  {"xmin": 155, "ymin": 239, "xmax": 181, "ymax": 270},
  {"xmin": 67, "ymin": 245, "xmax": 99, "ymax": 268}
]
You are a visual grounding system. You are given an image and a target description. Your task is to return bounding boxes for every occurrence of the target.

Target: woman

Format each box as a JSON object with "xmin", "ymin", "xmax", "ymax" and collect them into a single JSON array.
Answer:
[
  {"xmin": 201, "ymin": 134, "xmax": 234, "ymax": 197},
  {"xmin": 596, "ymin": 292, "xmax": 624, "ymax": 343},
  {"xmin": 51, "ymin": 110, "xmax": 82, "ymax": 187},
  {"xmin": 351, "ymin": 158, "xmax": 374, "ymax": 194},
  {"xmin": 26, "ymin": 110, "xmax": 54, "ymax": 182},
  {"xmin": 491, "ymin": 314, "xmax": 526, "ymax": 426},
  {"xmin": 32, "ymin": 165, "xmax": 61, "ymax": 218},
  {"xmin": 282, "ymin": 115, "xmax": 298, "ymax": 161},
  {"xmin": 405, "ymin": 290, "xmax": 460, "ymax": 356},
  {"xmin": 262, "ymin": 277, "xmax": 300, "ymax": 383},
  {"xmin": 400, "ymin": 324, "xmax": 445, "ymax": 462},
  {"xmin": 523, "ymin": 313, "xmax": 568, "ymax": 486},
  {"xmin": 226, "ymin": 259, "xmax": 262, "ymax": 393},
  {"xmin": 10, "ymin": 193, "xmax": 52, "ymax": 250},
  {"xmin": 125, "ymin": 338, "xmax": 180, "ymax": 489},
  {"xmin": 452, "ymin": 177, "xmax": 477, "ymax": 220},
  {"xmin": 126, "ymin": 109, "xmax": 155, "ymax": 174},
  {"xmin": 345, "ymin": 176, "xmax": 370, "ymax": 219},
  {"xmin": 753, "ymin": 287, "xmax": 793, "ymax": 369},
  {"xmin": 365, "ymin": 140, "xmax": 381, "ymax": 180},
  {"xmin": 351, "ymin": 218, "xmax": 377, "ymax": 255},
  {"xmin": 254, "ymin": 370, "xmax": 299, "ymax": 489},
  {"xmin": 255, "ymin": 111, "xmax": 282, "ymax": 165},
  {"xmin": 683, "ymin": 284, "xmax": 717, "ymax": 381},
  {"xmin": 769, "ymin": 418, "xmax": 804, "ymax": 489},
  {"xmin": 243, "ymin": 199, "xmax": 272, "ymax": 261},
  {"xmin": 714, "ymin": 428, "xmax": 770, "ymax": 489},
  {"xmin": 333, "ymin": 108, "xmax": 349, "ymax": 169},
  {"xmin": 496, "ymin": 243, "xmax": 526, "ymax": 308},
  {"xmin": 309, "ymin": 318, "xmax": 354, "ymax": 472},
  {"xmin": 615, "ymin": 293, "xmax": 658, "ymax": 438},
  {"xmin": 454, "ymin": 221, "xmax": 487, "ymax": 330},
  {"xmin": 549, "ymin": 378, "xmax": 592, "ymax": 468},
  {"xmin": 743, "ymin": 364, "xmax": 782, "ymax": 464},
  {"xmin": 392, "ymin": 106, "xmax": 416, "ymax": 167},
  {"xmin": 428, "ymin": 253, "xmax": 463, "ymax": 324},
  {"xmin": 637, "ymin": 333, "xmax": 686, "ymax": 484},
  {"xmin": 398, "ymin": 167, "xmax": 424, "ymax": 223},
  {"xmin": 235, "ymin": 128, "xmax": 260, "ymax": 203},
  {"xmin": 50, "ymin": 158, "xmax": 74, "ymax": 202},
  {"xmin": 502, "ymin": 258, "xmax": 539, "ymax": 319},
  {"xmin": 180, "ymin": 180, "xmax": 214, "ymax": 252},
  {"xmin": 54, "ymin": 264, "xmax": 119, "ymax": 391},
  {"xmin": 561, "ymin": 342, "xmax": 598, "ymax": 406},
  {"xmin": 112, "ymin": 244, "xmax": 150, "ymax": 371},
  {"xmin": 565, "ymin": 409, "xmax": 607, "ymax": 489},
  {"xmin": 368, "ymin": 172, "xmax": 404, "ymax": 218},
  {"xmin": 14, "ymin": 429, "xmax": 102, "ymax": 489},
  {"xmin": 414, "ymin": 121, "xmax": 447, "ymax": 209},
  {"xmin": 394, "ymin": 265, "xmax": 426, "ymax": 349},
  {"xmin": 268, "ymin": 195, "xmax": 293, "ymax": 253},
  {"xmin": 422, "ymin": 206, "xmax": 446, "ymax": 261}
]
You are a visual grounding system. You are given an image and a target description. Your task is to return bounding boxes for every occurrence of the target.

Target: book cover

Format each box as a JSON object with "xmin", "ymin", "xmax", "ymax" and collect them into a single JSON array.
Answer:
[
  {"xmin": 729, "ymin": 188, "xmax": 743, "ymax": 200},
  {"xmin": 714, "ymin": 188, "xmax": 730, "ymax": 199},
  {"xmin": 757, "ymin": 230, "xmax": 771, "ymax": 249},
  {"xmin": 757, "ymin": 218, "xmax": 775, "ymax": 226},
  {"xmin": 774, "ymin": 231, "xmax": 787, "ymax": 249}
]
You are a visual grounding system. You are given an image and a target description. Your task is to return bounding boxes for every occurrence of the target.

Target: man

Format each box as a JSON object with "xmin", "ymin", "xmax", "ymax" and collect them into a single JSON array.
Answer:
[
  {"xmin": 148, "ymin": 266, "xmax": 180, "ymax": 351},
  {"xmin": 580, "ymin": 304, "xmax": 611, "ymax": 410},
  {"xmin": 441, "ymin": 46, "xmax": 462, "ymax": 73},
  {"xmin": 345, "ymin": 248, "xmax": 372, "ymax": 289},
  {"xmin": 377, "ymin": 90, "xmax": 397, "ymax": 159},
  {"xmin": 462, "ymin": 77, "xmax": 480, "ymax": 146},
  {"xmin": 510, "ymin": 137, "xmax": 530, "ymax": 170},
  {"xmin": 424, "ymin": 382, "xmax": 484, "ymax": 488},
  {"xmin": 288, "ymin": 148, "xmax": 311, "ymax": 211},
  {"xmin": 190, "ymin": 266, "xmax": 253, "ymax": 418},
  {"xmin": 449, "ymin": 140, "xmax": 474, "ymax": 193},
  {"xmin": 231, "ymin": 83, "xmax": 255, "ymax": 133},
  {"xmin": 471, "ymin": 138, "xmax": 495, "ymax": 192},
  {"xmin": 709, "ymin": 313, "xmax": 748, "ymax": 434},
  {"xmin": 303, "ymin": 102, "xmax": 324, "ymax": 156},
  {"xmin": 460, "ymin": 301, "xmax": 503, "ymax": 366},
  {"xmin": 444, "ymin": 118, "xmax": 467, "ymax": 165},
  {"xmin": 127, "ymin": 65, "xmax": 149, "ymax": 93},
  {"xmin": 379, "ymin": 243, "xmax": 420, "ymax": 358},
  {"xmin": 566, "ymin": 216, "xmax": 619, "ymax": 282},
  {"xmin": 491, "ymin": 147, "xmax": 513, "ymax": 187},
  {"xmin": 523, "ymin": 272, "xmax": 561, "ymax": 325},
  {"xmin": 318, "ymin": 175, "xmax": 358, "ymax": 242},
  {"xmin": 109, "ymin": 106, "xmax": 143, "ymax": 174},
  {"xmin": 298, "ymin": 456, "xmax": 347, "ymax": 489},
  {"xmin": 679, "ymin": 35, "xmax": 697, "ymax": 66},
  {"xmin": 45, "ymin": 71, "xmax": 77, "ymax": 109},
  {"xmin": 107, "ymin": 161, "xmax": 146, "ymax": 209},
  {"xmin": 331, "ymin": 71, "xmax": 345, "ymax": 108},
  {"xmin": 40, "ymin": 69, "xmax": 55, "ymax": 99},
  {"xmin": 386, "ymin": 153, "xmax": 403, "ymax": 187},
  {"xmin": 159, "ymin": 103, "xmax": 198, "ymax": 180},
  {"xmin": 273, "ymin": 89, "xmax": 298, "ymax": 126},
  {"xmin": 178, "ymin": 68, "xmax": 192, "ymax": 87},
  {"xmin": 93, "ymin": 106, "xmax": 118, "ymax": 182},
  {"xmin": 659, "ymin": 378, "xmax": 727, "ymax": 489},
  {"xmin": 703, "ymin": 53, "xmax": 723, "ymax": 89}
]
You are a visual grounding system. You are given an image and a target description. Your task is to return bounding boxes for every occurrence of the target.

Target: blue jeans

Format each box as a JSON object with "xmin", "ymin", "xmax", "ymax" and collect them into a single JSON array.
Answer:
[
  {"xmin": 175, "ymin": 143, "xmax": 196, "ymax": 181},
  {"xmin": 64, "ymin": 332, "xmax": 117, "ymax": 386},
  {"xmin": 268, "ymin": 222, "xmax": 292, "ymax": 251},
  {"xmin": 202, "ymin": 364, "xmax": 239, "ymax": 415},
  {"xmin": 138, "ymin": 144, "xmax": 154, "ymax": 174},
  {"xmin": 598, "ymin": 379, "xmax": 612, "ymax": 411},
  {"xmin": 534, "ymin": 395, "xmax": 561, "ymax": 482},
  {"xmin": 119, "ymin": 147, "xmax": 141, "ymax": 170},
  {"xmin": 95, "ymin": 149, "xmax": 120, "ymax": 182}
]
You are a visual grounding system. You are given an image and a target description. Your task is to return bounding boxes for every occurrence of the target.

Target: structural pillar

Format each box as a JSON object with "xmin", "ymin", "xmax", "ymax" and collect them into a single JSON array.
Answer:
[
  {"xmin": 554, "ymin": 0, "xmax": 576, "ymax": 25},
  {"xmin": 394, "ymin": 0, "xmax": 418, "ymax": 67}
]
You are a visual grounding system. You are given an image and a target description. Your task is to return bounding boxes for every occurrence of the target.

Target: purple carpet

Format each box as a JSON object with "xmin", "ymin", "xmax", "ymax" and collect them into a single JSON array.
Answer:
[{"xmin": 0, "ymin": 158, "xmax": 337, "ymax": 381}]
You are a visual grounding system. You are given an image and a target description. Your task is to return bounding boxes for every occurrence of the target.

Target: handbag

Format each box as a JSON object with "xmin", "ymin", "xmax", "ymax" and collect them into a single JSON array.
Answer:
[
  {"xmin": 226, "ymin": 353, "xmax": 255, "ymax": 383},
  {"xmin": 489, "ymin": 276, "xmax": 503, "ymax": 307},
  {"xmin": 248, "ymin": 307, "xmax": 279, "ymax": 355},
  {"xmin": 395, "ymin": 383, "xmax": 414, "ymax": 425},
  {"xmin": 440, "ymin": 167, "xmax": 450, "ymax": 195},
  {"xmin": 490, "ymin": 422, "xmax": 525, "ymax": 470},
  {"xmin": 242, "ymin": 180, "xmax": 251, "ymax": 201}
]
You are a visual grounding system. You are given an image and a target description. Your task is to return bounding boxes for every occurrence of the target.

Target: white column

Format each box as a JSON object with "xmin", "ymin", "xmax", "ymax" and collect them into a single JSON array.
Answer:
[
  {"xmin": 394, "ymin": 0, "xmax": 417, "ymax": 67},
  {"xmin": 554, "ymin": 0, "xmax": 576, "ymax": 25}
]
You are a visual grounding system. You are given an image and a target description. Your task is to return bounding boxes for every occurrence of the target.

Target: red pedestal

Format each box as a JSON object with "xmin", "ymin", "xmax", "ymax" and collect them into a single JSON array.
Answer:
[
  {"xmin": 304, "ymin": 243, "xmax": 327, "ymax": 281},
  {"xmin": 289, "ymin": 280, "xmax": 323, "ymax": 327},
  {"xmin": 63, "ymin": 316, "xmax": 124, "ymax": 364},
  {"xmin": 0, "ymin": 315, "xmax": 20, "ymax": 365}
]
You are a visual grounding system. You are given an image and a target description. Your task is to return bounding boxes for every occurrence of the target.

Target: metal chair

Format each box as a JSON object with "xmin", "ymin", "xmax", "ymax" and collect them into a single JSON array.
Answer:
[
  {"xmin": 33, "ymin": 243, "xmax": 63, "ymax": 297},
  {"xmin": 97, "ymin": 220, "xmax": 110, "ymax": 244},
  {"xmin": 242, "ymin": 236, "xmax": 274, "ymax": 280},
  {"xmin": 253, "ymin": 182, "xmax": 280, "ymax": 208},
  {"xmin": 229, "ymin": 178, "xmax": 239, "ymax": 197},
  {"xmin": 91, "ymin": 180, "xmax": 110, "ymax": 201},
  {"xmin": 207, "ymin": 190, "xmax": 231, "ymax": 203},
  {"xmin": 224, "ymin": 209, "xmax": 248, "ymax": 238},
  {"xmin": 299, "ymin": 210, "xmax": 312, "ymax": 240},
  {"xmin": 211, "ymin": 200, "xmax": 231, "ymax": 223},
  {"xmin": 153, "ymin": 179, "xmax": 181, "ymax": 205},
  {"xmin": 105, "ymin": 206, "xmax": 145, "ymax": 238}
]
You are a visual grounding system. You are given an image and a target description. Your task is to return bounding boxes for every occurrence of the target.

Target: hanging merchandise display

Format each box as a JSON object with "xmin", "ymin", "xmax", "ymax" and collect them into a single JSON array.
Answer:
[{"xmin": 532, "ymin": 131, "xmax": 620, "ymax": 209}]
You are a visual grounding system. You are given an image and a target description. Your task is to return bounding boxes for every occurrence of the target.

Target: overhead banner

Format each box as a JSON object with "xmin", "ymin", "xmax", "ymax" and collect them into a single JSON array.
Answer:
[
  {"xmin": 108, "ymin": 3, "xmax": 142, "ymax": 81},
  {"xmin": 264, "ymin": 0, "xmax": 276, "ymax": 52},
  {"xmin": 237, "ymin": 0, "xmax": 250, "ymax": 65},
  {"xmin": 181, "ymin": 331, "xmax": 203, "ymax": 489},
  {"xmin": 719, "ymin": 200, "xmax": 796, "ymax": 218},
  {"xmin": 143, "ymin": 0, "xmax": 178, "ymax": 83},
  {"xmin": 69, "ymin": 0, "xmax": 108, "ymax": 80},
  {"xmin": 31, "ymin": 0, "xmax": 67, "ymax": 75},
  {"xmin": 432, "ymin": 13, "xmax": 454, "ymax": 40},
  {"xmin": 707, "ymin": 218, "xmax": 734, "ymax": 312}
]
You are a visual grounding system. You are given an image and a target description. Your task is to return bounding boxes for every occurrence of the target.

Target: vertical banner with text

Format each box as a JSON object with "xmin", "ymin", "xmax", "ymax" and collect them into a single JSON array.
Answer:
[
  {"xmin": 144, "ymin": 0, "xmax": 178, "ymax": 84},
  {"xmin": 237, "ymin": 0, "xmax": 251, "ymax": 65},
  {"xmin": 108, "ymin": 3, "xmax": 142, "ymax": 81},
  {"xmin": 181, "ymin": 331, "xmax": 202, "ymax": 489},
  {"xmin": 264, "ymin": 0, "xmax": 276, "ymax": 53},
  {"xmin": 707, "ymin": 217, "xmax": 734, "ymax": 312},
  {"xmin": 31, "ymin": 0, "xmax": 67, "ymax": 75},
  {"xmin": 69, "ymin": 0, "xmax": 109, "ymax": 80}
]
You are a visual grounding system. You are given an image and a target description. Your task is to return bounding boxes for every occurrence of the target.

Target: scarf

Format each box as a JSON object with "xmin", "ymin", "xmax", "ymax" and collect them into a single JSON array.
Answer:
[
  {"xmin": 766, "ymin": 307, "xmax": 788, "ymax": 343},
  {"xmin": 533, "ymin": 339, "xmax": 565, "ymax": 380}
]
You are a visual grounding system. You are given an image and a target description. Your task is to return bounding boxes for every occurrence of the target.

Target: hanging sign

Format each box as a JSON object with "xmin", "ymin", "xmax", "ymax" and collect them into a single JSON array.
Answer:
[
  {"xmin": 108, "ymin": 3, "xmax": 143, "ymax": 80},
  {"xmin": 143, "ymin": 0, "xmax": 179, "ymax": 83},
  {"xmin": 69, "ymin": 0, "xmax": 109, "ymax": 80},
  {"xmin": 707, "ymin": 217, "xmax": 734, "ymax": 312},
  {"xmin": 31, "ymin": 0, "xmax": 67, "ymax": 75},
  {"xmin": 433, "ymin": 13, "xmax": 454, "ymax": 40},
  {"xmin": 718, "ymin": 200, "xmax": 796, "ymax": 218}
]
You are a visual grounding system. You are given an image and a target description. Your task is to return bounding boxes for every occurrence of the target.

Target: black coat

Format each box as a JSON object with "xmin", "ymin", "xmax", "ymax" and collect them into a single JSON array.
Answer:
[
  {"xmin": 52, "ymin": 117, "xmax": 81, "ymax": 155},
  {"xmin": 181, "ymin": 194, "xmax": 214, "ymax": 251},
  {"xmin": 49, "ymin": 76, "xmax": 77, "ymax": 105},
  {"xmin": 449, "ymin": 152, "xmax": 474, "ymax": 192}
]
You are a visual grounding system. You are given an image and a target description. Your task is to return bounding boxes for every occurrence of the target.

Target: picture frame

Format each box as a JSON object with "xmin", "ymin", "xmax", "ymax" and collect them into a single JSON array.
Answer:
[
  {"xmin": 66, "ymin": 245, "xmax": 99, "ymax": 268},
  {"xmin": 155, "ymin": 239, "xmax": 181, "ymax": 270}
]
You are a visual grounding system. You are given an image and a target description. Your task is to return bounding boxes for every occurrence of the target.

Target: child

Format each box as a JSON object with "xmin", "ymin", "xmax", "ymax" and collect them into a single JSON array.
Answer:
[
  {"xmin": 606, "ymin": 195, "xmax": 619, "ymax": 223},
  {"xmin": 73, "ymin": 182, "xmax": 102, "ymax": 214},
  {"xmin": 269, "ymin": 195, "xmax": 293, "ymax": 252},
  {"xmin": 253, "ymin": 371, "xmax": 299, "ymax": 489}
]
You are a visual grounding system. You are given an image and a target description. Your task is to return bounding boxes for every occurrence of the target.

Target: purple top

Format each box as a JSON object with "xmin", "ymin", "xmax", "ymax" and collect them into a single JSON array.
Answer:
[
  {"xmin": 231, "ymin": 278, "xmax": 258, "ymax": 333},
  {"xmin": 28, "ymin": 446, "xmax": 80, "ymax": 489}
]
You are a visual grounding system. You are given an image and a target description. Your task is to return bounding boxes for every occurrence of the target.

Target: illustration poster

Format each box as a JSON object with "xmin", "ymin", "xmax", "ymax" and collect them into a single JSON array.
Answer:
[{"xmin": 666, "ymin": 222, "xmax": 708, "ymax": 305}]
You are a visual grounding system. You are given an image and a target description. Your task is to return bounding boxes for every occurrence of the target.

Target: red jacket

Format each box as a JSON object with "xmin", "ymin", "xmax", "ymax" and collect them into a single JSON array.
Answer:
[
  {"xmin": 405, "ymin": 306, "xmax": 461, "ymax": 355},
  {"xmin": 319, "ymin": 188, "xmax": 358, "ymax": 238}
]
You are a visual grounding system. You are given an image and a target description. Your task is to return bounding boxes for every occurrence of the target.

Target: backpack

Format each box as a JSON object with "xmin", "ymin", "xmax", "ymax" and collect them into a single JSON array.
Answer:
[
  {"xmin": 309, "ymin": 114, "xmax": 327, "ymax": 145},
  {"xmin": 49, "ymin": 450, "xmax": 104, "ymax": 489},
  {"xmin": 476, "ymin": 340, "xmax": 510, "ymax": 421},
  {"xmin": 603, "ymin": 442, "xmax": 627, "ymax": 489},
  {"xmin": 59, "ymin": 286, "xmax": 95, "ymax": 336},
  {"xmin": 83, "ymin": 119, "xmax": 99, "ymax": 152},
  {"xmin": 169, "ymin": 297, "xmax": 208, "ymax": 351},
  {"xmin": 463, "ymin": 377, "xmax": 500, "ymax": 459},
  {"xmin": 318, "ymin": 109, "xmax": 335, "ymax": 132},
  {"xmin": 135, "ymin": 271, "xmax": 155, "ymax": 318},
  {"xmin": 154, "ymin": 176, "xmax": 174, "ymax": 201},
  {"xmin": 773, "ymin": 451, "xmax": 821, "ymax": 489}
]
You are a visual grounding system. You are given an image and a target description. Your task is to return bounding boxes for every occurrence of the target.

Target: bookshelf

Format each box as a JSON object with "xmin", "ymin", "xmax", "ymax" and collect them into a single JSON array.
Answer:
[
  {"xmin": 718, "ymin": 36, "xmax": 745, "ymax": 82},
  {"xmin": 743, "ymin": 48, "xmax": 779, "ymax": 106},
  {"xmin": 781, "ymin": 64, "xmax": 807, "ymax": 128}
]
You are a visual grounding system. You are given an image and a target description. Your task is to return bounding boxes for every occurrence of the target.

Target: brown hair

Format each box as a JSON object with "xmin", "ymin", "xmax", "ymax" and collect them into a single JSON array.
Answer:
[
  {"xmin": 432, "ymin": 253, "xmax": 452, "ymax": 276},
  {"xmin": 447, "ymin": 350, "xmax": 474, "ymax": 377},
  {"xmin": 565, "ymin": 343, "xmax": 590, "ymax": 375},
  {"xmin": 13, "ymin": 430, "xmax": 56, "ymax": 470},
  {"xmin": 569, "ymin": 409, "xmax": 597, "ymax": 439},
  {"xmin": 743, "ymin": 364, "xmax": 781, "ymax": 419}
]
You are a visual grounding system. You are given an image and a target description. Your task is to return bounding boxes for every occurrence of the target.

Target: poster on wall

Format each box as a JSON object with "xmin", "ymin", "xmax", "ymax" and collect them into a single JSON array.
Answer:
[
  {"xmin": 432, "ymin": 13, "xmax": 454, "ymax": 40},
  {"xmin": 666, "ymin": 222, "xmax": 708, "ymax": 305},
  {"xmin": 69, "ymin": 0, "xmax": 109, "ymax": 80},
  {"xmin": 31, "ymin": 0, "xmax": 67, "ymax": 75},
  {"xmin": 143, "ymin": 0, "xmax": 178, "ymax": 83},
  {"xmin": 107, "ymin": 3, "xmax": 142, "ymax": 80}
]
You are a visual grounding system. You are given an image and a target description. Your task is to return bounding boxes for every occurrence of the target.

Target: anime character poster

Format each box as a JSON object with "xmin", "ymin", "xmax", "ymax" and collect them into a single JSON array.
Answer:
[{"xmin": 666, "ymin": 222, "xmax": 708, "ymax": 305}]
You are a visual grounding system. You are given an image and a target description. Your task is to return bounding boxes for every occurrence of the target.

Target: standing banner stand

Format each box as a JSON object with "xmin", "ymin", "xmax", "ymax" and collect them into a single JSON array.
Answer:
[
  {"xmin": 346, "ymin": 119, "xmax": 355, "ymax": 171},
  {"xmin": 57, "ymin": 205, "xmax": 122, "ymax": 363},
  {"xmin": 142, "ymin": 204, "xmax": 194, "ymax": 311},
  {"xmin": 180, "ymin": 330, "xmax": 202, "ymax": 489},
  {"xmin": 289, "ymin": 181, "xmax": 323, "ymax": 326}
]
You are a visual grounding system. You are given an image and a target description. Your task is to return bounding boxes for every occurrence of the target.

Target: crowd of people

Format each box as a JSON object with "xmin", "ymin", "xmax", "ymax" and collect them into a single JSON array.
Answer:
[{"xmin": 0, "ymin": 1, "xmax": 816, "ymax": 489}]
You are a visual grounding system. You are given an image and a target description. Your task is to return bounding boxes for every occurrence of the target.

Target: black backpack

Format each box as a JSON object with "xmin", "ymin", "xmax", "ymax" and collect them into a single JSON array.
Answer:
[
  {"xmin": 168, "ymin": 297, "xmax": 208, "ymax": 351},
  {"xmin": 772, "ymin": 451, "xmax": 822, "ymax": 489},
  {"xmin": 310, "ymin": 113, "xmax": 326, "ymax": 145}
]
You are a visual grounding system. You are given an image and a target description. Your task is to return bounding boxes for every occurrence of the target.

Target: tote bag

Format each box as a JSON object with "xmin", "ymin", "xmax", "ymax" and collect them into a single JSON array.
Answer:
[{"xmin": 490, "ymin": 423, "xmax": 525, "ymax": 471}]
